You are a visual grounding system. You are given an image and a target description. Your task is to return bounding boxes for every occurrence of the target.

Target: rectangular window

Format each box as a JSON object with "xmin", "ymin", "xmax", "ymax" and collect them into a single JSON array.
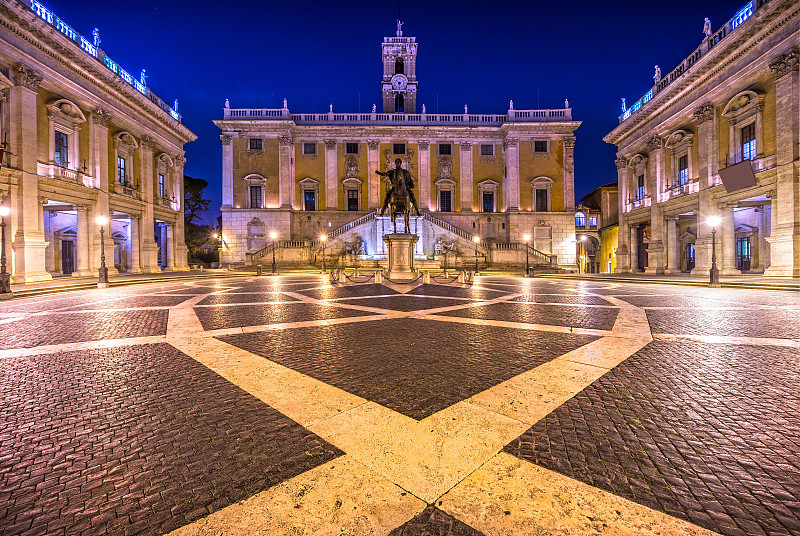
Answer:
[
  {"xmin": 439, "ymin": 190, "xmax": 451, "ymax": 212},
  {"xmin": 589, "ymin": 216, "xmax": 598, "ymax": 227},
  {"xmin": 393, "ymin": 143, "xmax": 405, "ymax": 155},
  {"xmin": 345, "ymin": 142, "xmax": 359, "ymax": 155},
  {"xmin": 480, "ymin": 144, "xmax": 494, "ymax": 156},
  {"xmin": 347, "ymin": 189, "xmax": 359, "ymax": 211},
  {"xmin": 158, "ymin": 174, "xmax": 165, "ymax": 198},
  {"xmin": 535, "ymin": 189, "xmax": 548, "ymax": 212},
  {"xmin": 534, "ymin": 140, "xmax": 548, "ymax": 153},
  {"xmin": 438, "ymin": 143, "xmax": 452, "ymax": 156},
  {"xmin": 117, "ymin": 156, "xmax": 126, "ymax": 185},
  {"xmin": 54, "ymin": 131, "xmax": 69, "ymax": 167},
  {"xmin": 249, "ymin": 185, "xmax": 262, "ymax": 209},
  {"xmin": 303, "ymin": 189, "xmax": 316, "ymax": 211},
  {"xmin": 741, "ymin": 123, "xmax": 756, "ymax": 161},
  {"xmin": 303, "ymin": 142, "xmax": 316, "ymax": 156},
  {"xmin": 678, "ymin": 155, "xmax": 689, "ymax": 185},
  {"xmin": 637, "ymin": 174, "xmax": 645, "ymax": 199},
  {"xmin": 482, "ymin": 191, "xmax": 494, "ymax": 213},
  {"xmin": 249, "ymin": 138, "xmax": 263, "ymax": 151}
]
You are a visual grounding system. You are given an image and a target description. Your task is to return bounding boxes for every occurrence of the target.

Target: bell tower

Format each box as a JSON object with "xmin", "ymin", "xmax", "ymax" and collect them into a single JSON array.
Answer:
[{"xmin": 381, "ymin": 20, "xmax": 418, "ymax": 114}]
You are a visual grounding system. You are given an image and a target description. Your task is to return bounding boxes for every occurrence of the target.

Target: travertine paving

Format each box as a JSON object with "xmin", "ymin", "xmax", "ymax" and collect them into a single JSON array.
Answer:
[{"xmin": 0, "ymin": 275, "xmax": 797, "ymax": 536}]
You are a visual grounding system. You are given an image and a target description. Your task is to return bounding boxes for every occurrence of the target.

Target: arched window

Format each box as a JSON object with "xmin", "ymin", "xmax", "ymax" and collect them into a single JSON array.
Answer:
[
  {"xmin": 575, "ymin": 211, "xmax": 586, "ymax": 227},
  {"xmin": 395, "ymin": 94, "xmax": 404, "ymax": 113},
  {"xmin": 395, "ymin": 57, "xmax": 404, "ymax": 75}
]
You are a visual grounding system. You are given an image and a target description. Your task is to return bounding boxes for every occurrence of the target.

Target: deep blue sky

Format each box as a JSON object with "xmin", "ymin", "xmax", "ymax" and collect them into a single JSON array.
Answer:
[{"xmin": 40, "ymin": 0, "xmax": 744, "ymax": 223}]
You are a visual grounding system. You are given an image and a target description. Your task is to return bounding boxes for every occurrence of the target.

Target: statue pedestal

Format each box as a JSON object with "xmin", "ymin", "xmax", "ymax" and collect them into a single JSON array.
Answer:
[{"xmin": 383, "ymin": 233, "xmax": 419, "ymax": 279}]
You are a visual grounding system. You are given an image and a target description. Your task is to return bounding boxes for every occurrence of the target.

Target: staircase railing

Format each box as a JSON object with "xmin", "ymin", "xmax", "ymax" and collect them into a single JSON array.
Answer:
[
  {"xmin": 492, "ymin": 241, "xmax": 552, "ymax": 264},
  {"xmin": 422, "ymin": 212, "xmax": 490, "ymax": 249},
  {"xmin": 251, "ymin": 240, "xmax": 308, "ymax": 261},
  {"xmin": 308, "ymin": 212, "xmax": 376, "ymax": 249}
]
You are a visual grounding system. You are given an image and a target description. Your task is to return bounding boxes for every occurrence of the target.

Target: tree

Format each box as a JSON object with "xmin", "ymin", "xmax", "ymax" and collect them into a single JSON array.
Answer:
[{"xmin": 184, "ymin": 175, "xmax": 213, "ymax": 258}]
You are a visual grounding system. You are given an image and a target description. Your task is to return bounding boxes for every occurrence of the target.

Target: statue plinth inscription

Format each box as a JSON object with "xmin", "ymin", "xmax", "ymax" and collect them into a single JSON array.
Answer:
[{"xmin": 383, "ymin": 233, "xmax": 419, "ymax": 279}]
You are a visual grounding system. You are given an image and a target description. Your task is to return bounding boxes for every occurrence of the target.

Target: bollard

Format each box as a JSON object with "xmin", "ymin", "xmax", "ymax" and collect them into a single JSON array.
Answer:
[
  {"xmin": 374, "ymin": 270, "xmax": 382, "ymax": 284},
  {"xmin": 339, "ymin": 268, "xmax": 346, "ymax": 281},
  {"xmin": 256, "ymin": 265, "xmax": 262, "ymax": 276},
  {"xmin": 353, "ymin": 267, "xmax": 360, "ymax": 277},
  {"xmin": 457, "ymin": 271, "xmax": 465, "ymax": 283},
  {"xmin": 422, "ymin": 270, "xmax": 430, "ymax": 284}
]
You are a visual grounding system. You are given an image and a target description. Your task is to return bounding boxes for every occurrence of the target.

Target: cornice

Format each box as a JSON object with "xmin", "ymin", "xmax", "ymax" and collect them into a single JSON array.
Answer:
[
  {"xmin": 605, "ymin": 0, "xmax": 799, "ymax": 146},
  {"xmin": 0, "ymin": 2, "xmax": 195, "ymax": 144}
]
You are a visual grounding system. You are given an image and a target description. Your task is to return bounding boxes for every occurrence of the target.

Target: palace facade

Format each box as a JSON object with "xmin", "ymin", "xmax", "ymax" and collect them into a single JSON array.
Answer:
[
  {"xmin": 216, "ymin": 24, "xmax": 581, "ymax": 271},
  {"xmin": 605, "ymin": 0, "xmax": 799, "ymax": 277},
  {"xmin": 0, "ymin": 0, "xmax": 195, "ymax": 282}
]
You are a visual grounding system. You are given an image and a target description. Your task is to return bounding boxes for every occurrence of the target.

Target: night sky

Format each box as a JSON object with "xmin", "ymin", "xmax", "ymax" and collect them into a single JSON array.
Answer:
[{"xmin": 37, "ymin": 0, "xmax": 745, "ymax": 223}]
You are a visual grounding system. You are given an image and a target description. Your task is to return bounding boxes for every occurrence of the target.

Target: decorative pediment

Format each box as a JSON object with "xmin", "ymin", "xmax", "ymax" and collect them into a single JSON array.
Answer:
[
  {"xmin": 114, "ymin": 131, "xmax": 139, "ymax": 149},
  {"xmin": 531, "ymin": 176, "xmax": 553, "ymax": 186},
  {"xmin": 299, "ymin": 177, "xmax": 319, "ymax": 187},
  {"xmin": 47, "ymin": 98, "xmax": 86, "ymax": 124},
  {"xmin": 157, "ymin": 153, "xmax": 174, "ymax": 167},
  {"xmin": 55, "ymin": 226, "xmax": 77, "ymax": 237},
  {"xmin": 244, "ymin": 173, "xmax": 266, "ymax": 185},
  {"xmin": 722, "ymin": 90, "xmax": 764, "ymax": 118},
  {"xmin": 664, "ymin": 129, "xmax": 694, "ymax": 149},
  {"xmin": 342, "ymin": 176, "xmax": 362, "ymax": 186},
  {"xmin": 434, "ymin": 177, "xmax": 455, "ymax": 187},
  {"xmin": 536, "ymin": 220, "xmax": 550, "ymax": 227}
]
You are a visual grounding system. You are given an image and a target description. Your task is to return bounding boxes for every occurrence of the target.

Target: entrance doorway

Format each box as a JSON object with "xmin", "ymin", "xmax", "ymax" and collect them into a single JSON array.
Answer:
[
  {"xmin": 737, "ymin": 237, "xmax": 751, "ymax": 271},
  {"xmin": 61, "ymin": 240, "xmax": 75, "ymax": 275}
]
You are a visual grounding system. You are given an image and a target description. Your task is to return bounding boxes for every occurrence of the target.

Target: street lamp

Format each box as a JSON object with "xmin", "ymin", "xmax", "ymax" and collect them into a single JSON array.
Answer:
[
  {"xmin": 270, "ymin": 231, "xmax": 277, "ymax": 274},
  {"xmin": 0, "ymin": 203, "xmax": 11, "ymax": 298},
  {"xmin": 320, "ymin": 234, "xmax": 327, "ymax": 272},
  {"xmin": 473, "ymin": 235, "xmax": 480, "ymax": 275},
  {"xmin": 707, "ymin": 215, "xmax": 721, "ymax": 287},
  {"xmin": 96, "ymin": 215, "xmax": 109, "ymax": 288},
  {"xmin": 523, "ymin": 234, "xmax": 531, "ymax": 277}
]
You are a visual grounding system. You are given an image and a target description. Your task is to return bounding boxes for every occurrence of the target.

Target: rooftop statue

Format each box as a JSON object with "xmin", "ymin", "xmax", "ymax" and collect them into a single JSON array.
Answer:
[
  {"xmin": 703, "ymin": 18, "xmax": 712, "ymax": 38},
  {"xmin": 654, "ymin": 65, "xmax": 662, "ymax": 84}
]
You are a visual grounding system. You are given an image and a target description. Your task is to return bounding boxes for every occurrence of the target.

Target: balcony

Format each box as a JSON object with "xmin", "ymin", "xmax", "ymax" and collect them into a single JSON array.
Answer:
[
  {"xmin": 660, "ymin": 180, "xmax": 700, "ymax": 202},
  {"xmin": 625, "ymin": 195, "xmax": 652, "ymax": 213},
  {"xmin": 37, "ymin": 162, "xmax": 94, "ymax": 188}
]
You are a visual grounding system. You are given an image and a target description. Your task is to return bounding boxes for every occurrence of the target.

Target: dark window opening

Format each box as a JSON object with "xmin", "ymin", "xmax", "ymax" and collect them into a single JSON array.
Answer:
[
  {"xmin": 347, "ymin": 189, "xmax": 359, "ymax": 211},
  {"xmin": 393, "ymin": 143, "xmax": 405, "ymax": 155},
  {"xmin": 55, "ymin": 131, "xmax": 69, "ymax": 167},
  {"xmin": 395, "ymin": 94, "xmax": 404, "ymax": 113},
  {"xmin": 249, "ymin": 185, "xmax": 262, "ymax": 209},
  {"xmin": 480, "ymin": 144, "xmax": 493, "ymax": 156},
  {"xmin": 303, "ymin": 190, "xmax": 316, "ymax": 211},
  {"xmin": 737, "ymin": 236, "xmax": 751, "ymax": 271},
  {"xmin": 534, "ymin": 140, "xmax": 548, "ymax": 153},
  {"xmin": 678, "ymin": 154, "xmax": 689, "ymax": 185},
  {"xmin": 345, "ymin": 142, "xmax": 359, "ymax": 154},
  {"xmin": 637, "ymin": 174, "xmax": 645, "ymax": 199},
  {"xmin": 249, "ymin": 138, "xmax": 263, "ymax": 151},
  {"xmin": 741, "ymin": 123, "xmax": 756, "ymax": 161},
  {"xmin": 438, "ymin": 143, "xmax": 451, "ymax": 156},
  {"xmin": 439, "ymin": 190, "xmax": 451, "ymax": 212},
  {"xmin": 482, "ymin": 191, "xmax": 494, "ymax": 212},
  {"xmin": 395, "ymin": 57, "xmax": 404, "ymax": 75},
  {"xmin": 303, "ymin": 142, "xmax": 316, "ymax": 155},
  {"xmin": 535, "ymin": 189, "xmax": 548, "ymax": 212}
]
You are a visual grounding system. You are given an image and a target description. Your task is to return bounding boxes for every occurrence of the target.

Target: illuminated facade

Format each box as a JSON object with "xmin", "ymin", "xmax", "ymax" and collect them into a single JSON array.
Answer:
[
  {"xmin": 605, "ymin": 0, "xmax": 799, "ymax": 277},
  {"xmin": 577, "ymin": 183, "xmax": 618, "ymax": 274},
  {"xmin": 0, "ymin": 0, "xmax": 196, "ymax": 282},
  {"xmin": 216, "ymin": 23, "xmax": 581, "ymax": 271}
]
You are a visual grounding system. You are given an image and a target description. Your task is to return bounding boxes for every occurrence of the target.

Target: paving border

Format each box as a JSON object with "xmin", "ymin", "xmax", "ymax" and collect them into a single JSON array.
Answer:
[{"xmin": 534, "ymin": 273, "xmax": 800, "ymax": 291}]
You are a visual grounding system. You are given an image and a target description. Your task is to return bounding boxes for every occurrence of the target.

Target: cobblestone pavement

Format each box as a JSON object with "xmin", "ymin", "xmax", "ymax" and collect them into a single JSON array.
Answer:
[{"xmin": 0, "ymin": 275, "xmax": 797, "ymax": 535}]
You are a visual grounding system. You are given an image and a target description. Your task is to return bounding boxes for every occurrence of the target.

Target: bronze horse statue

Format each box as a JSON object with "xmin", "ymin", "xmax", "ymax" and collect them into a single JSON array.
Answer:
[{"xmin": 385, "ymin": 172, "xmax": 411, "ymax": 233}]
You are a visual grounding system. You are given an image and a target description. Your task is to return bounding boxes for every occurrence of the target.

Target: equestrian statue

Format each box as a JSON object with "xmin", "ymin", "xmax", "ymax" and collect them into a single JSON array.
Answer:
[{"xmin": 376, "ymin": 158, "xmax": 421, "ymax": 234}]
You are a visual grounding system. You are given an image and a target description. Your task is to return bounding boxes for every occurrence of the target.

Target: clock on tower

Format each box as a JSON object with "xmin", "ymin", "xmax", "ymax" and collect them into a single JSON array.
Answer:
[{"xmin": 381, "ymin": 20, "xmax": 418, "ymax": 114}]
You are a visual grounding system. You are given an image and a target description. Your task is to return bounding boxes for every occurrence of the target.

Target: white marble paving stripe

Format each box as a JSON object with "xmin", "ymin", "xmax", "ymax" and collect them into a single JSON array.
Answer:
[
  {"xmin": 167, "ymin": 456, "xmax": 425, "ymax": 536},
  {"xmin": 653, "ymin": 332, "xmax": 800, "ymax": 348},
  {"xmin": 439, "ymin": 453, "xmax": 718, "ymax": 536},
  {"xmin": 192, "ymin": 300, "xmax": 300, "ymax": 308},
  {"xmin": 510, "ymin": 301, "xmax": 619, "ymax": 308},
  {"xmin": 414, "ymin": 313, "xmax": 611, "ymax": 337},
  {"xmin": 0, "ymin": 335, "xmax": 167, "ymax": 359},
  {"xmin": 199, "ymin": 314, "xmax": 392, "ymax": 338}
]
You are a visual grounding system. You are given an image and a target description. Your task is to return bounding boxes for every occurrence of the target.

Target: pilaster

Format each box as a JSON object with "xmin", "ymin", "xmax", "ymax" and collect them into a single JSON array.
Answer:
[
  {"xmin": 324, "ymin": 139, "xmax": 338, "ymax": 210},
  {"xmin": 765, "ymin": 48, "xmax": 799, "ymax": 276},
  {"xmin": 138, "ymin": 136, "xmax": 159, "ymax": 273},
  {"xmin": 278, "ymin": 135, "xmax": 293, "ymax": 208},
  {"xmin": 614, "ymin": 158, "xmax": 631, "ymax": 273},
  {"xmin": 666, "ymin": 216, "xmax": 680, "ymax": 274},
  {"xmin": 221, "ymin": 134, "xmax": 233, "ymax": 207},
  {"xmin": 72, "ymin": 205, "xmax": 92, "ymax": 276},
  {"xmin": 459, "ymin": 141, "xmax": 473, "ymax": 212},
  {"xmin": 719, "ymin": 202, "xmax": 741, "ymax": 275},
  {"xmin": 645, "ymin": 136, "xmax": 665, "ymax": 274},
  {"xmin": 128, "ymin": 215, "xmax": 142, "ymax": 274},
  {"xmin": 173, "ymin": 154, "xmax": 189, "ymax": 270},
  {"xmin": 563, "ymin": 136, "xmax": 576, "ymax": 210},
  {"xmin": 503, "ymin": 138, "xmax": 519, "ymax": 211},
  {"xmin": 367, "ymin": 140, "xmax": 380, "ymax": 209},
  {"xmin": 417, "ymin": 140, "xmax": 430, "ymax": 211}
]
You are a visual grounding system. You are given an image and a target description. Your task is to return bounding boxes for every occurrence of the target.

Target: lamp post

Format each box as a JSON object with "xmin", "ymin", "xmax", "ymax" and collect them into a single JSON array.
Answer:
[
  {"xmin": 320, "ymin": 234, "xmax": 327, "ymax": 272},
  {"xmin": 523, "ymin": 234, "xmax": 531, "ymax": 277},
  {"xmin": 579, "ymin": 235, "xmax": 587, "ymax": 274},
  {"xmin": 707, "ymin": 215, "xmax": 721, "ymax": 287},
  {"xmin": 473, "ymin": 235, "xmax": 480, "ymax": 275},
  {"xmin": 270, "ymin": 231, "xmax": 277, "ymax": 274},
  {"xmin": 96, "ymin": 215, "xmax": 109, "ymax": 288},
  {"xmin": 0, "ymin": 203, "xmax": 11, "ymax": 298}
]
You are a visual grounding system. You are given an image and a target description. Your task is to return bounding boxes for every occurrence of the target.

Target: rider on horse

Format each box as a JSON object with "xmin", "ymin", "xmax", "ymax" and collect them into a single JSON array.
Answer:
[{"xmin": 377, "ymin": 158, "xmax": 421, "ymax": 217}]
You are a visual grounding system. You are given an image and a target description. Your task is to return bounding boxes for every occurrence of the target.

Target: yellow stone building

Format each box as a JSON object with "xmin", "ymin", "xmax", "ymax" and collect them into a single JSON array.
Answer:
[
  {"xmin": 216, "ymin": 23, "xmax": 581, "ymax": 271},
  {"xmin": 0, "ymin": 0, "xmax": 196, "ymax": 282},
  {"xmin": 605, "ymin": 0, "xmax": 798, "ymax": 277}
]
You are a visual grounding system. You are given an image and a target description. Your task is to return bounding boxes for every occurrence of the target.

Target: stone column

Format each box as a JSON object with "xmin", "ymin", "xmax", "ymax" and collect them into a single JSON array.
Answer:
[
  {"xmin": 765, "ymin": 49, "xmax": 799, "ymax": 276},
  {"xmin": 719, "ymin": 203, "xmax": 741, "ymax": 275},
  {"xmin": 416, "ymin": 140, "xmax": 430, "ymax": 211},
  {"xmin": 173, "ymin": 155, "xmax": 189, "ymax": 270},
  {"xmin": 9, "ymin": 64, "xmax": 51, "ymax": 282},
  {"xmin": 629, "ymin": 225, "xmax": 638, "ymax": 272},
  {"xmin": 367, "ymin": 140, "xmax": 380, "ymax": 209},
  {"xmin": 161, "ymin": 223, "xmax": 174, "ymax": 270},
  {"xmin": 614, "ymin": 157, "xmax": 631, "ymax": 273},
  {"xmin": 666, "ymin": 216, "xmax": 680, "ymax": 273},
  {"xmin": 73, "ymin": 205, "xmax": 92, "ymax": 276},
  {"xmin": 42, "ymin": 205, "xmax": 54, "ymax": 273},
  {"xmin": 278, "ymin": 135, "xmax": 293, "ymax": 208},
  {"xmin": 221, "ymin": 134, "xmax": 233, "ymax": 208},
  {"xmin": 503, "ymin": 138, "xmax": 520, "ymax": 211},
  {"xmin": 645, "ymin": 136, "xmax": 665, "ymax": 274},
  {"xmin": 139, "ymin": 137, "xmax": 159, "ymax": 272},
  {"xmin": 128, "ymin": 215, "xmax": 142, "ymax": 273},
  {"xmin": 690, "ymin": 104, "xmax": 715, "ymax": 275},
  {"xmin": 563, "ymin": 136, "xmax": 576, "ymax": 210},
  {"xmin": 459, "ymin": 141, "xmax": 473, "ymax": 212},
  {"xmin": 91, "ymin": 108, "xmax": 117, "ymax": 275},
  {"xmin": 324, "ymin": 139, "xmax": 338, "ymax": 210}
]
